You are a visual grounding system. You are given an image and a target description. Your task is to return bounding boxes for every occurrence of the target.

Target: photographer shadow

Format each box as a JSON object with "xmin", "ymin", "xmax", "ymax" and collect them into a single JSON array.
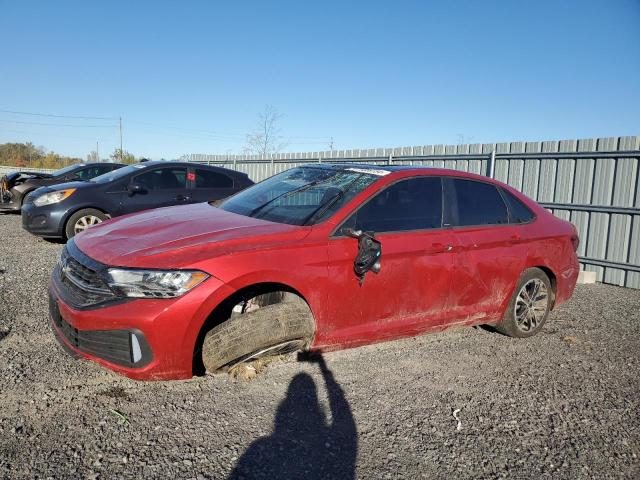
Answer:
[{"xmin": 228, "ymin": 353, "xmax": 357, "ymax": 480}]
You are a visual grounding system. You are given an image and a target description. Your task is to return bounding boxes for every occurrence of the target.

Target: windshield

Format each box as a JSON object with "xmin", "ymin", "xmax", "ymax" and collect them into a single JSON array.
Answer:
[
  {"xmin": 218, "ymin": 167, "xmax": 381, "ymax": 226},
  {"xmin": 52, "ymin": 164, "xmax": 83, "ymax": 177},
  {"xmin": 90, "ymin": 163, "xmax": 146, "ymax": 183}
]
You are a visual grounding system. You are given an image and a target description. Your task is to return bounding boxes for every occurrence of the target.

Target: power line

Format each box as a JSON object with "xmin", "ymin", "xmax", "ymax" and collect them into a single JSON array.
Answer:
[
  {"xmin": 0, "ymin": 108, "xmax": 118, "ymax": 120},
  {"xmin": 0, "ymin": 119, "xmax": 118, "ymax": 128},
  {"xmin": 0, "ymin": 128, "xmax": 116, "ymax": 142}
]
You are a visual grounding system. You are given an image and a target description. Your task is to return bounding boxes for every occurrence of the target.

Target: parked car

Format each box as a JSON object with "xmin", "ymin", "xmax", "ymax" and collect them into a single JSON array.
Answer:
[
  {"xmin": 0, "ymin": 162, "xmax": 125, "ymax": 212},
  {"xmin": 48, "ymin": 164, "xmax": 580, "ymax": 380},
  {"xmin": 22, "ymin": 161, "xmax": 253, "ymax": 239}
]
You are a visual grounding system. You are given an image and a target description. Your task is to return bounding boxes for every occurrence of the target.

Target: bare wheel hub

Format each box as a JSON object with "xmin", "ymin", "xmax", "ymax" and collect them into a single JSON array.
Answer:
[{"xmin": 514, "ymin": 278, "xmax": 548, "ymax": 332}]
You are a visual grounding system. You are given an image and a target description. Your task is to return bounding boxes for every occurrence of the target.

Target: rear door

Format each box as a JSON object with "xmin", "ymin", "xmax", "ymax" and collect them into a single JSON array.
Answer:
[
  {"xmin": 188, "ymin": 168, "xmax": 237, "ymax": 203},
  {"xmin": 120, "ymin": 166, "xmax": 189, "ymax": 214},
  {"xmin": 444, "ymin": 177, "xmax": 526, "ymax": 321},
  {"xmin": 323, "ymin": 176, "xmax": 455, "ymax": 347}
]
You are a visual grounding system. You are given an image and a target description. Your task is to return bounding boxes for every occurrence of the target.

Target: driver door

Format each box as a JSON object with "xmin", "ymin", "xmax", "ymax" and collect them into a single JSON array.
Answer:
[
  {"xmin": 119, "ymin": 167, "xmax": 190, "ymax": 215},
  {"xmin": 322, "ymin": 176, "xmax": 455, "ymax": 349}
]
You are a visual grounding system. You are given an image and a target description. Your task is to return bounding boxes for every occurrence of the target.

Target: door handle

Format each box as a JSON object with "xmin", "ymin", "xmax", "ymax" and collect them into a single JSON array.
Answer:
[
  {"xmin": 430, "ymin": 242, "xmax": 453, "ymax": 253},
  {"xmin": 175, "ymin": 194, "xmax": 190, "ymax": 202}
]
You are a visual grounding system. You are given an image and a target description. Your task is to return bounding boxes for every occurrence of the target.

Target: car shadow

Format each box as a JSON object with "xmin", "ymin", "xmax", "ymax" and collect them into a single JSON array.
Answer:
[{"xmin": 228, "ymin": 352, "xmax": 358, "ymax": 480}]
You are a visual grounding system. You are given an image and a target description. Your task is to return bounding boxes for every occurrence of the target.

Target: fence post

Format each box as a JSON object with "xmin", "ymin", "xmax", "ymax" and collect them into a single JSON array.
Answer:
[{"xmin": 486, "ymin": 150, "xmax": 496, "ymax": 178}]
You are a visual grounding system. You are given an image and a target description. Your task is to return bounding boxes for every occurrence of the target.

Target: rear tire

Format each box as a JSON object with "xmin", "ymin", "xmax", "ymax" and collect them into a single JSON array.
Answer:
[
  {"xmin": 495, "ymin": 267, "xmax": 553, "ymax": 338},
  {"xmin": 65, "ymin": 208, "xmax": 107, "ymax": 239},
  {"xmin": 201, "ymin": 293, "xmax": 315, "ymax": 373}
]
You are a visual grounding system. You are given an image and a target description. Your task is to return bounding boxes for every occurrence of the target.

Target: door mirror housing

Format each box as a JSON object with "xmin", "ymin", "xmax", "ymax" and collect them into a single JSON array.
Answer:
[
  {"xmin": 127, "ymin": 182, "xmax": 146, "ymax": 196},
  {"xmin": 343, "ymin": 229, "xmax": 382, "ymax": 284}
]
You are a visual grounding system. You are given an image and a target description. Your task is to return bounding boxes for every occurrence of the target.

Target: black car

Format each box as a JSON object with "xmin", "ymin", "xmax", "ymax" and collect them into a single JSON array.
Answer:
[
  {"xmin": 1, "ymin": 163, "xmax": 126, "ymax": 212},
  {"xmin": 21, "ymin": 161, "xmax": 254, "ymax": 239}
]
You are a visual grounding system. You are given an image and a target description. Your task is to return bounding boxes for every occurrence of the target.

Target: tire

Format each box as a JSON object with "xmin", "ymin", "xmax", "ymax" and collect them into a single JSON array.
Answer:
[
  {"xmin": 495, "ymin": 267, "xmax": 553, "ymax": 338},
  {"xmin": 201, "ymin": 293, "xmax": 315, "ymax": 373},
  {"xmin": 65, "ymin": 208, "xmax": 108, "ymax": 239}
]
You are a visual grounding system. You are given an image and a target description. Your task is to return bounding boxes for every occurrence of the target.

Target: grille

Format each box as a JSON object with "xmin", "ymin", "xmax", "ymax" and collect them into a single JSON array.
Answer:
[
  {"xmin": 55, "ymin": 242, "xmax": 116, "ymax": 308},
  {"xmin": 49, "ymin": 295, "xmax": 148, "ymax": 367}
]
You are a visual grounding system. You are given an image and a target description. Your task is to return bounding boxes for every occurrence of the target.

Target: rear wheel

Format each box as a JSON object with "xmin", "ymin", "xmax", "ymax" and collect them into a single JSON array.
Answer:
[
  {"xmin": 496, "ymin": 268, "xmax": 553, "ymax": 338},
  {"xmin": 201, "ymin": 292, "xmax": 315, "ymax": 373},
  {"xmin": 65, "ymin": 208, "xmax": 107, "ymax": 239}
]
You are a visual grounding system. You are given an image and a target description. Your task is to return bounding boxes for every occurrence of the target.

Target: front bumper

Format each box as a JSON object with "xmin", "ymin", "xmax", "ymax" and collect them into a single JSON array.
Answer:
[
  {"xmin": 0, "ymin": 191, "xmax": 21, "ymax": 212},
  {"xmin": 21, "ymin": 201, "xmax": 67, "ymax": 237},
  {"xmin": 48, "ymin": 271, "xmax": 232, "ymax": 381}
]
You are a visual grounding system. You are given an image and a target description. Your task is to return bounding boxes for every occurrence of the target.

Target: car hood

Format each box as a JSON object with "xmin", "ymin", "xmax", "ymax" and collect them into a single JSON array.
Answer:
[
  {"xmin": 35, "ymin": 180, "xmax": 92, "ymax": 193},
  {"xmin": 74, "ymin": 203, "xmax": 311, "ymax": 269}
]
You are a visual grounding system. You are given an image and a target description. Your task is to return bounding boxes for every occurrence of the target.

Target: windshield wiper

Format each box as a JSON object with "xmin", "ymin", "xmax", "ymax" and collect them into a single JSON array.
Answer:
[{"xmin": 301, "ymin": 189, "xmax": 345, "ymax": 225}]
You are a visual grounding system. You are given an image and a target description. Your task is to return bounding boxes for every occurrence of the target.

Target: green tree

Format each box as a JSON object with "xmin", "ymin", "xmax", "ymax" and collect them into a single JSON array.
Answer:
[{"xmin": 110, "ymin": 148, "xmax": 137, "ymax": 164}]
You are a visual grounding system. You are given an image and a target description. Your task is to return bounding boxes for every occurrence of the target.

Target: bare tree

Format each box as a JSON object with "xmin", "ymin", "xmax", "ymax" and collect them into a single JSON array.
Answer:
[
  {"xmin": 86, "ymin": 150, "xmax": 99, "ymax": 162},
  {"xmin": 243, "ymin": 105, "xmax": 289, "ymax": 156}
]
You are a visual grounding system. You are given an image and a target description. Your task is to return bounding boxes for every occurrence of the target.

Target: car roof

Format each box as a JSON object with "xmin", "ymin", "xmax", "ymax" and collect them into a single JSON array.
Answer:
[
  {"xmin": 129, "ymin": 161, "xmax": 247, "ymax": 176},
  {"xmin": 300, "ymin": 162, "xmax": 505, "ymax": 184},
  {"xmin": 303, "ymin": 163, "xmax": 423, "ymax": 173}
]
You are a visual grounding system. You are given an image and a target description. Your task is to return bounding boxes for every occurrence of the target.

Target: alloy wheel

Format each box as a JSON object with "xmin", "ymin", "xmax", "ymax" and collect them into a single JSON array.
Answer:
[
  {"xmin": 514, "ymin": 278, "xmax": 549, "ymax": 333},
  {"xmin": 74, "ymin": 215, "xmax": 103, "ymax": 234}
]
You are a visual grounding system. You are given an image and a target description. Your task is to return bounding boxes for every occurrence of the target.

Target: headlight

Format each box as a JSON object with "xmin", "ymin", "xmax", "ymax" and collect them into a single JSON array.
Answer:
[
  {"xmin": 33, "ymin": 188, "xmax": 76, "ymax": 207},
  {"xmin": 107, "ymin": 268, "xmax": 209, "ymax": 298}
]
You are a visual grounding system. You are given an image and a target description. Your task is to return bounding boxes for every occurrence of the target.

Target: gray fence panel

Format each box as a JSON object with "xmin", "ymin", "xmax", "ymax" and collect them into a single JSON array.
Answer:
[{"xmin": 185, "ymin": 135, "xmax": 640, "ymax": 288}]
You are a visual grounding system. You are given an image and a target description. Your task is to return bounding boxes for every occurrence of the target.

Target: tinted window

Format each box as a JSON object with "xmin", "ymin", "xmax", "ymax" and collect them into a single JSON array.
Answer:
[
  {"xmin": 52, "ymin": 164, "xmax": 84, "ymax": 178},
  {"xmin": 74, "ymin": 165, "xmax": 112, "ymax": 180},
  {"xmin": 502, "ymin": 188, "xmax": 535, "ymax": 223},
  {"xmin": 136, "ymin": 168, "xmax": 187, "ymax": 190},
  {"xmin": 91, "ymin": 164, "xmax": 147, "ymax": 183},
  {"xmin": 446, "ymin": 178, "xmax": 508, "ymax": 226},
  {"xmin": 195, "ymin": 169, "xmax": 233, "ymax": 188},
  {"xmin": 345, "ymin": 177, "xmax": 442, "ymax": 233}
]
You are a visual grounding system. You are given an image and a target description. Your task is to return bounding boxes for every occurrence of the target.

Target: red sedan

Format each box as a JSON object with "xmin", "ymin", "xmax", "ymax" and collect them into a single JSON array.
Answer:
[{"xmin": 48, "ymin": 164, "xmax": 579, "ymax": 380}]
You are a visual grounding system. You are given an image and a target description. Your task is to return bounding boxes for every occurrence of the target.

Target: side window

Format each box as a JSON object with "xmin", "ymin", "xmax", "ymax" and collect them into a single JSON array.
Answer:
[
  {"xmin": 344, "ymin": 177, "xmax": 442, "ymax": 233},
  {"xmin": 501, "ymin": 188, "xmax": 535, "ymax": 223},
  {"xmin": 446, "ymin": 178, "xmax": 508, "ymax": 226},
  {"xmin": 135, "ymin": 168, "xmax": 187, "ymax": 190},
  {"xmin": 194, "ymin": 169, "xmax": 233, "ymax": 188},
  {"xmin": 74, "ymin": 166, "xmax": 103, "ymax": 180}
]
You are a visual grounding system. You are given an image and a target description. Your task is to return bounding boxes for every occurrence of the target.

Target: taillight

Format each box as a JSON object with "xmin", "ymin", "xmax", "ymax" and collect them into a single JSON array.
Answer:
[{"xmin": 571, "ymin": 234, "xmax": 579, "ymax": 252}]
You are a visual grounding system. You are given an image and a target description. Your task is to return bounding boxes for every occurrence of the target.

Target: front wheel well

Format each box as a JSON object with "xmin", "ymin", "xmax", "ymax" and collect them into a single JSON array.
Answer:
[{"xmin": 192, "ymin": 282, "xmax": 312, "ymax": 376}]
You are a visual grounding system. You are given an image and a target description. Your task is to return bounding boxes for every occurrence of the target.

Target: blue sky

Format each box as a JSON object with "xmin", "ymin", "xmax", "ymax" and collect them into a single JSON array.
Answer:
[{"xmin": 1, "ymin": 0, "xmax": 639, "ymax": 160}]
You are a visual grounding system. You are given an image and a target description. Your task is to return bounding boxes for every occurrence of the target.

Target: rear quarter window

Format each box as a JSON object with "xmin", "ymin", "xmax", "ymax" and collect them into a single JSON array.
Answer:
[{"xmin": 501, "ymin": 188, "xmax": 535, "ymax": 223}]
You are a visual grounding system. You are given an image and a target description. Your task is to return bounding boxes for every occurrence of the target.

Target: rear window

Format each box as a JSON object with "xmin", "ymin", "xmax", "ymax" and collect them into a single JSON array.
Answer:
[
  {"xmin": 501, "ymin": 188, "xmax": 535, "ymax": 223},
  {"xmin": 446, "ymin": 178, "xmax": 509, "ymax": 227}
]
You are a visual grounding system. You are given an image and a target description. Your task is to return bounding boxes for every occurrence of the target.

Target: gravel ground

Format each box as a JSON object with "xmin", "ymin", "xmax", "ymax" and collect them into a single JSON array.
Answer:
[{"xmin": 0, "ymin": 212, "xmax": 639, "ymax": 479}]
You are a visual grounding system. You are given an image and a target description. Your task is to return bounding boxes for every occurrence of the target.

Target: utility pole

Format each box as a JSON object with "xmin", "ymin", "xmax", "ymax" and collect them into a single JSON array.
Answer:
[
  {"xmin": 329, "ymin": 137, "xmax": 335, "ymax": 152},
  {"xmin": 96, "ymin": 141, "xmax": 99, "ymax": 162},
  {"xmin": 119, "ymin": 116, "xmax": 123, "ymax": 161}
]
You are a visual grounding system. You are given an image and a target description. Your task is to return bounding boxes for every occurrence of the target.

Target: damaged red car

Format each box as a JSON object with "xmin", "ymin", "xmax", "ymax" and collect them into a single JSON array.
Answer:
[{"xmin": 48, "ymin": 164, "xmax": 580, "ymax": 380}]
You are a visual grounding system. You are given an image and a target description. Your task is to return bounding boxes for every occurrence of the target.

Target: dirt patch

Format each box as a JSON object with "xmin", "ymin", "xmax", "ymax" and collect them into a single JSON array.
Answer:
[{"xmin": 98, "ymin": 386, "xmax": 132, "ymax": 401}]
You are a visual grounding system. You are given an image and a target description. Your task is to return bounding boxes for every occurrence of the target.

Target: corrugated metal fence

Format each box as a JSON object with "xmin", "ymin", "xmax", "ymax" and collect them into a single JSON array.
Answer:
[{"xmin": 188, "ymin": 135, "xmax": 640, "ymax": 289}]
